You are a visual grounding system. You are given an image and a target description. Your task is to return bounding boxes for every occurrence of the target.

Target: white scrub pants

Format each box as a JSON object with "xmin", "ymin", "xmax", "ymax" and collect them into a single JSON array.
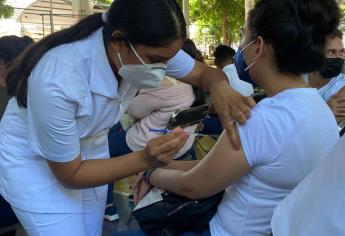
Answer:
[{"xmin": 11, "ymin": 189, "xmax": 107, "ymax": 236}]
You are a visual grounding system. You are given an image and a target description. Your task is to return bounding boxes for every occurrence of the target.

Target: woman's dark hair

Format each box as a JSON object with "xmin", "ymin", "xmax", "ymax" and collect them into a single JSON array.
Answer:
[
  {"xmin": 0, "ymin": 35, "xmax": 33, "ymax": 64},
  {"xmin": 7, "ymin": 0, "xmax": 186, "ymax": 108},
  {"xmin": 182, "ymin": 39, "xmax": 206, "ymax": 107},
  {"xmin": 247, "ymin": 0, "xmax": 340, "ymax": 75}
]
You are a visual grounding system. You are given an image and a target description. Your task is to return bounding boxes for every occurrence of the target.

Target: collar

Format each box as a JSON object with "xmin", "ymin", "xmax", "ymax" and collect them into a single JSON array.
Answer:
[
  {"xmin": 222, "ymin": 64, "xmax": 236, "ymax": 72},
  {"xmin": 89, "ymin": 28, "xmax": 119, "ymax": 98}
]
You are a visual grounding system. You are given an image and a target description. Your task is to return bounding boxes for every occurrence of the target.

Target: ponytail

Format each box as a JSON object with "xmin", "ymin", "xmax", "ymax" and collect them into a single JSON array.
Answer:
[
  {"xmin": 7, "ymin": 13, "xmax": 104, "ymax": 108},
  {"xmin": 8, "ymin": 0, "xmax": 187, "ymax": 108}
]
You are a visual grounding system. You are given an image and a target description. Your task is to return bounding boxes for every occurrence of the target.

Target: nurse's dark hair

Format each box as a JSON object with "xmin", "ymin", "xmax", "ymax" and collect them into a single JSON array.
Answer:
[
  {"xmin": 7, "ymin": 0, "xmax": 186, "ymax": 108},
  {"xmin": 247, "ymin": 0, "xmax": 340, "ymax": 75}
]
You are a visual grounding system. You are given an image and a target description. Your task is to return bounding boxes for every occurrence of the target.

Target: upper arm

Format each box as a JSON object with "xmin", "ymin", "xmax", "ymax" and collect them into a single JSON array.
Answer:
[
  {"xmin": 182, "ymin": 130, "xmax": 251, "ymax": 198},
  {"xmin": 27, "ymin": 62, "xmax": 81, "ymax": 162},
  {"xmin": 166, "ymin": 49, "xmax": 196, "ymax": 81},
  {"xmin": 178, "ymin": 61, "xmax": 207, "ymax": 87},
  {"xmin": 179, "ymin": 108, "xmax": 284, "ymax": 198}
]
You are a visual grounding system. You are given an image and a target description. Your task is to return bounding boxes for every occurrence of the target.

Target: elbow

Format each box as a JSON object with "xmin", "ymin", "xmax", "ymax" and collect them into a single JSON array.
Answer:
[
  {"xmin": 179, "ymin": 181, "xmax": 205, "ymax": 200},
  {"xmin": 56, "ymin": 176, "xmax": 83, "ymax": 190}
]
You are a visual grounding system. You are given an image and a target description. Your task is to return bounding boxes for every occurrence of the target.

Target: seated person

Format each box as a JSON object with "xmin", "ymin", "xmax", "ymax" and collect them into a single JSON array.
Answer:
[
  {"xmin": 104, "ymin": 39, "xmax": 206, "ymax": 221},
  {"xmin": 201, "ymin": 45, "xmax": 256, "ymax": 136},
  {"xmin": 214, "ymin": 45, "xmax": 254, "ymax": 96},
  {"xmin": 0, "ymin": 35, "xmax": 34, "ymax": 117},
  {"xmin": 307, "ymin": 29, "xmax": 345, "ymax": 123},
  {"xmin": 0, "ymin": 35, "xmax": 33, "ymax": 231},
  {"xmin": 134, "ymin": 0, "xmax": 340, "ymax": 235},
  {"xmin": 271, "ymin": 134, "xmax": 345, "ymax": 236}
]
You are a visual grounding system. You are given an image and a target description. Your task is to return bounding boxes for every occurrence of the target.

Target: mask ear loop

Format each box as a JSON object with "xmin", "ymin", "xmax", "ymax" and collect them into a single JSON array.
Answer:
[
  {"xmin": 117, "ymin": 52, "xmax": 124, "ymax": 67},
  {"xmin": 241, "ymin": 39, "xmax": 257, "ymax": 71},
  {"xmin": 128, "ymin": 42, "xmax": 147, "ymax": 66},
  {"xmin": 245, "ymin": 40, "xmax": 268, "ymax": 72}
]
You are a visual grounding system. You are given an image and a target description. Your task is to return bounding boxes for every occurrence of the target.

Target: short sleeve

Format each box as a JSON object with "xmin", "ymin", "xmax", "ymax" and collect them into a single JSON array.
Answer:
[
  {"xmin": 166, "ymin": 49, "xmax": 195, "ymax": 79},
  {"xmin": 237, "ymin": 105, "xmax": 285, "ymax": 167},
  {"xmin": 27, "ymin": 61, "xmax": 81, "ymax": 163}
]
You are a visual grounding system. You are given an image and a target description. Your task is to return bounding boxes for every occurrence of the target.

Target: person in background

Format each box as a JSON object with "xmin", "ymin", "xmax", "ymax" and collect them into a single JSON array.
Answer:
[
  {"xmin": 134, "ymin": 0, "xmax": 341, "ymax": 235},
  {"xmin": 104, "ymin": 39, "xmax": 206, "ymax": 221},
  {"xmin": 0, "ymin": 35, "xmax": 34, "ymax": 117},
  {"xmin": 308, "ymin": 29, "xmax": 345, "ymax": 123},
  {"xmin": 214, "ymin": 45, "xmax": 254, "ymax": 96},
  {"xmin": 200, "ymin": 45, "xmax": 255, "ymax": 136},
  {"xmin": 0, "ymin": 35, "xmax": 33, "ymax": 235}
]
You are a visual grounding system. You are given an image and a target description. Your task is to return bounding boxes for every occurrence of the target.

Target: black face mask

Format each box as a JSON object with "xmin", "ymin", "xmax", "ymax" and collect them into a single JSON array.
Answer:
[{"xmin": 319, "ymin": 58, "xmax": 344, "ymax": 79}]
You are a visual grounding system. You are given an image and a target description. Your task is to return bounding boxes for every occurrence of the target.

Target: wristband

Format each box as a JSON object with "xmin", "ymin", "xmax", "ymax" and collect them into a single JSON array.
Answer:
[{"xmin": 143, "ymin": 168, "xmax": 156, "ymax": 185}]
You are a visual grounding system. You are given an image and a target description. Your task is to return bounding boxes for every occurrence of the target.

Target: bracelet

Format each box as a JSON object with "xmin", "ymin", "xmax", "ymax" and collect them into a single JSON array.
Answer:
[{"xmin": 143, "ymin": 168, "xmax": 156, "ymax": 185}]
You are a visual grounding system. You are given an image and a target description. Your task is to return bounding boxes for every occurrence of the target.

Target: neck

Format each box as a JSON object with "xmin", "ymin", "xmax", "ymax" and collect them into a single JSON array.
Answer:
[
  {"xmin": 220, "ymin": 61, "xmax": 233, "ymax": 70},
  {"xmin": 257, "ymin": 69, "xmax": 309, "ymax": 97},
  {"xmin": 308, "ymin": 72, "xmax": 329, "ymax": 89},
  {"xmin": 104, "ymin": 38, "xmax": 122, "ymax": 82}
]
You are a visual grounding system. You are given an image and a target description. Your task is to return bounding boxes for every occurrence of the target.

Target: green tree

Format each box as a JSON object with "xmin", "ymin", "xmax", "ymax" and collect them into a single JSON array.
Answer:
[
  {"xmin": 190, "ymin": 0, "xmax": 245, "ymax": 45},
  {"xmin": 94, "ymin": 0, "xmax": 112, "ymax": 4},
  {"xmin": 0, "ymin": 0, "xmax": 14, "ymax": 19}
]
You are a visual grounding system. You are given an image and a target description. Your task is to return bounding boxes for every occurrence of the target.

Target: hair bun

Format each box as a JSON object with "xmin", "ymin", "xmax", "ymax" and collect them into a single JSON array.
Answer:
[{"xmin": 294, "ymin": 0, "xmax": 340, "ymax": 45}]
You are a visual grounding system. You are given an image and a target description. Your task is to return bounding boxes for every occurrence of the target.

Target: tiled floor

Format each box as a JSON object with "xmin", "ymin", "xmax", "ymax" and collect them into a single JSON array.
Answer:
[{"xmin": 102, "ymin": 193, "xmax": 144, "ymax": 236}]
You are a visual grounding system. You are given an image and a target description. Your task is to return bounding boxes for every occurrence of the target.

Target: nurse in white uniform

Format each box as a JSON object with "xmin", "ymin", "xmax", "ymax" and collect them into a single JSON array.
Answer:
[{"xmin": 0, "ymin": 0, "xmax": 254, "ymax": 235}]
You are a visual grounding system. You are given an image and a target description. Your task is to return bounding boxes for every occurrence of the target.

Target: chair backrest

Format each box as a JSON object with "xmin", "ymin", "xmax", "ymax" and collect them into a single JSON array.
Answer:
[
  {"xmin": 339, "ymin": 120, "xmax": 345, "ymax": 137},
  {"xmin": 167, "ymin": 104, "xmax": 209, "ymax": 130}
]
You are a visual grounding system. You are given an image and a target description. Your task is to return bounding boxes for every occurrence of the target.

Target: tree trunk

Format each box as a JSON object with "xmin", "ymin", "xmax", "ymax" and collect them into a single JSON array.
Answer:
[
  {"xmin": 222, "ymin": 11, "xmax": 230, "ymax": 45},
  {"xmin": 245, "ymin": 0, "xmax": 255, "ymax": 19},
  {"xmin": 183, "ymin": 0, "xmax": 190, "ymax": 37}
]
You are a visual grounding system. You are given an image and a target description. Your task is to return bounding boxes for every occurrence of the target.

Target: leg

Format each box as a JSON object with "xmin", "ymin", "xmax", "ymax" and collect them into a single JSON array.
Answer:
[
  {"xmin": 106, "ymin": 123, "xmax": 131, "ymax": 221},
  {"xmin": 12, "ymin": 207, "xmax": 86, "ymax": 236},
  {"xmin": 82, "ymin": 193, "xmax": 107, "ymax": 236}
]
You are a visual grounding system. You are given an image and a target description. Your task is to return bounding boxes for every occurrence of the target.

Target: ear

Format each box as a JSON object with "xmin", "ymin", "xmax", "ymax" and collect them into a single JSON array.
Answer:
[
  {"xmin": 110, "ymin": 31, "xmax": 127, "ymax": 52},
  {"xmin": 256, "ymin": 36, "xmax": 267, "ymax": 58}
]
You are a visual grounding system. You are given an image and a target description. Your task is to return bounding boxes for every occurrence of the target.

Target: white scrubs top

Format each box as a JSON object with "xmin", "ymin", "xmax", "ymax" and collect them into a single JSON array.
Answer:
[{"xmin": 0, "ymin": 27, "xmax": 195, "ymax": 213}]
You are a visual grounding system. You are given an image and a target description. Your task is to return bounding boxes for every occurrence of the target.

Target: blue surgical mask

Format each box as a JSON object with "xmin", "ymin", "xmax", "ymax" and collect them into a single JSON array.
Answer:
[{"xmin": 234, "ymin": 40, "xmax": 257, "ymax": 85}]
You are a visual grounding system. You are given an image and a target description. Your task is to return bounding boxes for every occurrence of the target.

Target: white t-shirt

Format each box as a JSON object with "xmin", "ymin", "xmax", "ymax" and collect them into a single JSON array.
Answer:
[
  {"xmin": 318, "ymin": 73, "xmax": 345, "ymax": 101},
  {"xmin": 0, "ymin": 28, "xmax": 195, "ymax": 213},
  {"xmin": 271, "ymin": 135, "xmax": 345, "ymax": 236},
  {"xmin": 223, "ymin": 64, "xmax": 254, "ymax": 96},
  {"xmin": 209, "ymin": 88, "xmax": 339, "ymax": 236}
]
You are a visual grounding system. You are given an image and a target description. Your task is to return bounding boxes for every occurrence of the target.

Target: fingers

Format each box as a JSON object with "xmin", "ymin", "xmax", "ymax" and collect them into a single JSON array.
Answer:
[
  {"xmin": 144, "ymin": 130, "xmax": 189, "ymax": 168},
  {"xmin": 133, "ymin": 181, "xmax": 142, "ymax": 205},
  {"xmin": 147, "ymin": 132, "xmax": 188, "ymax": 157},
  {"xmin": 150, "ymin": 128, "xmax": 185, "ymax": 146},
  {"xmin": 334, "ymin": 108, "xmax": 345, "ymax": 117},
  {"xmin": 219, "ymin": 111, "xmax": 241, "ymax": 150},
  {"xmin": 131, "ymin": 172, "xmax": 144, "ymax": 190},
  {"xmin": 224, "ymin": 121, "xmax": 240, "ymax": 150},
  {"xmin": 246, "ymin": 96, "xmax": 256, "ymax": 108}
]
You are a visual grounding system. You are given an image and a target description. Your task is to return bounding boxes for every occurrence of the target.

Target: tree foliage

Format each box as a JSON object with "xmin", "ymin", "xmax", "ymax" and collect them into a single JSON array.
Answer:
[
  {"xmin": 94, "ymin": 0, "xmax": 112, "ymax": 4},
  {"xmin": 0, "ymin": 0, "xmax": 14, "ymax": 19},
  {"xmin": 190, "ymin": 0, "xmax": 245, "ymax": 45}
]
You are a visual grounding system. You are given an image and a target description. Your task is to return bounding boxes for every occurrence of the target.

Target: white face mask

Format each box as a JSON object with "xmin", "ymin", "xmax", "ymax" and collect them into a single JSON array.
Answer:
[{"xmin": 117, "ymin": 42, "xmax": 167, "ymax": 89}]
